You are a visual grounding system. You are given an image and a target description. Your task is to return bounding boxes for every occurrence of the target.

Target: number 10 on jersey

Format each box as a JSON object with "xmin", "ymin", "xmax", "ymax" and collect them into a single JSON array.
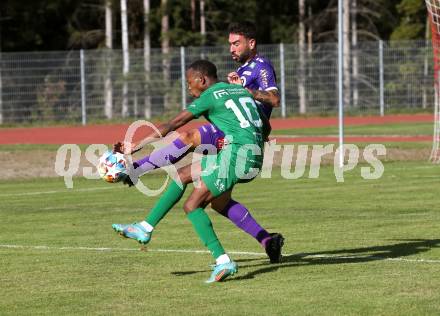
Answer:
[{"xmin": 225, "ymin": 97, "xmax": 263, "ymax": 129}]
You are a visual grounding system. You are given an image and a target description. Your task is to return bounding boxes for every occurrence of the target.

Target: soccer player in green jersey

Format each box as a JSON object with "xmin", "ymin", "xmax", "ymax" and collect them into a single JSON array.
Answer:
[
  {"xmin": 112, "ymin": 60, "xmax": 270, "ymax": 282},
  {"xmin": 115, "ymin": 21, "xmax": 284, "ymax": 264}
]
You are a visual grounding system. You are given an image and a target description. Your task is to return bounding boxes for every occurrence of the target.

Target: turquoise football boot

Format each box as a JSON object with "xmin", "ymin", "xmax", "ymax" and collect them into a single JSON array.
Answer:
[
  {"xmin": 112, "ymin": 223, "xmax": 130, "ymax": 233},
  {"xmin": 112, "ymin": 223, "xmax": 152, "ymax": 244},
  {"xmin": 205, "ymin": 261, "xmax": 238, "ymax": 283}
]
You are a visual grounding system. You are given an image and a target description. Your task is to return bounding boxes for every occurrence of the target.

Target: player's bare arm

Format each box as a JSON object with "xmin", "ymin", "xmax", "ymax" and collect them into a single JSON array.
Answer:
[
  {"xmin": 228, "ymin": 69, "xmax": 280, "ymax": 108},
  {"xmin": 133, "ymin": 110, "xmax": 195, "ymax": 153},
  {"xmin": 247, "ymin": 89, "xmax": 280, "ymax": 108},
  {"xmin": 114, "ymin": 110, "xmax": 195, "ymax": 154}
]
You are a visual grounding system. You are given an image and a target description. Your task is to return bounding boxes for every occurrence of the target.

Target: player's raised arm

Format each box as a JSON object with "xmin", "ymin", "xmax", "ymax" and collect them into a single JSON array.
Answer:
[
  {"xmin": 248, "ymin": 89, "xmax": 280, "ymax": 108},
  {"xmin": 247, "ymin": 62, "xmax": 280, "ymax": 108},
  {"xmin": 133, "ymin": 110, "xmax": 195, "ymax": 153},
  {"xmin": 114, "ymin": 110, "xmax": 195, "ymax": 154}
]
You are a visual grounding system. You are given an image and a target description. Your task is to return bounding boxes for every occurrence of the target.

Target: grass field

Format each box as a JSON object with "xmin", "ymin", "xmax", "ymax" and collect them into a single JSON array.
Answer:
[
  {"xmin": 271, "ymin": 122, "xmax": 433, "ymax": 136},
  {"xmin": 2, "ymin": 161, "xmax": 440, "ymax": 315}
]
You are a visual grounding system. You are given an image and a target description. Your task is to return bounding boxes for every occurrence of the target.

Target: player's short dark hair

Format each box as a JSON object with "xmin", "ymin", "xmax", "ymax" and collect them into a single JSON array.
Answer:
[
  {"xmin": 188, "ymin": 60, "xmax": 218, "ymax": 79},
  {"xmin": 228, "ymin": 21, "xmax": 257, "ymax": 40}
]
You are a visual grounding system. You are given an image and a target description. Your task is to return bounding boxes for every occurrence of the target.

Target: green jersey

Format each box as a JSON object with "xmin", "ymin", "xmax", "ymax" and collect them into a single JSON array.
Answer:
[{"xmin": 187, "ymin": 82, "xmax": 264, "ymax": 147}]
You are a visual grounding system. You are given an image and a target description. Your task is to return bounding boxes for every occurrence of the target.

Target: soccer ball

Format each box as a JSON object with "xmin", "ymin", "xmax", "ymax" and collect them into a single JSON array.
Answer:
[{"xmin": 97, "ymin": 150, "xmax": 128, "ymax": 183}]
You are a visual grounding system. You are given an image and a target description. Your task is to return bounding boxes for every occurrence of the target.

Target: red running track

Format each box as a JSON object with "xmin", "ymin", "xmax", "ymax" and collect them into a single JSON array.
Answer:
[{"xmin": 0, "ymin": 114, "xmax": 433, "ymax": 145}]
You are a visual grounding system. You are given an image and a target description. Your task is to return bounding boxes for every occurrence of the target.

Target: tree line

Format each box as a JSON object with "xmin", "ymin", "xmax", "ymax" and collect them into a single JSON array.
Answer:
[
  {"xmin": 0, "ymin": 0, "xmax": 430, "ymax": 52},
  {"xmin": 0, "ymin": 0, "xmax": 432, "ymax": 124}
]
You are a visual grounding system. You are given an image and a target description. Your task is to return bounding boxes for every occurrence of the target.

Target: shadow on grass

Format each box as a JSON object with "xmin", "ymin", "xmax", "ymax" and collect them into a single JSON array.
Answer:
[
  {"xmin": 170, "ymin": 257, "xmax": 262, "ymax": 276},
  {"xmin": 228, "ymin": 239, "xmax": 440, "ymax": 281},
  {"xmin": 171, "ymin": 239, "xmax": 440, "ymax": 280}
]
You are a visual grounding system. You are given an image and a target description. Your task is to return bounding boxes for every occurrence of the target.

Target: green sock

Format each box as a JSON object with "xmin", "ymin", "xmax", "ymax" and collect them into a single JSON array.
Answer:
[
  {"xmin": 187, "ymin": 208, "xmax": 225, "ymax": 259},
  {"xmin": 145, "ymin": 180, "xmax": 187, "ymax": 227}
]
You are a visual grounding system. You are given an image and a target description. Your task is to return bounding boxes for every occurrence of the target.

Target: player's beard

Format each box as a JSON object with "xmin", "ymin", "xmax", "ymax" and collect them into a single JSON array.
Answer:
[{"xmin": 235, "ymin": 47, "xmax": 253, "ymax": 64}]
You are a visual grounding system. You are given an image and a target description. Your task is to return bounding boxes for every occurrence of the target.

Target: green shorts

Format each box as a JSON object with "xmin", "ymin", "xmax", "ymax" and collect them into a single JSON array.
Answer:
[{"xmin": 201, "ymin": 144, "xmax": 263, "ymax": 197}]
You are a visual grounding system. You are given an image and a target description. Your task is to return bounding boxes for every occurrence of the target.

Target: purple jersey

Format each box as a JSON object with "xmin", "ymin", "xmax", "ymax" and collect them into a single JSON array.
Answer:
[
  {"xmin": 196, "ymin": 55, "xmax": 277, "ymax": 148},
  {"xmin": 236, "ymin": 55, "xmax": 278, "ymax": 118}
]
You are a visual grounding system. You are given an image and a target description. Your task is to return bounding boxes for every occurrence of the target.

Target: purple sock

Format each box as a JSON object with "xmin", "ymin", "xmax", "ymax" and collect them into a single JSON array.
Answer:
[
  {"xmin": 133, "ymin": 139, "xmax": 189, "ymax": 174},
  {"xmin": 221, "ymin": 199, "xmax": 271, "ymax": 248}
]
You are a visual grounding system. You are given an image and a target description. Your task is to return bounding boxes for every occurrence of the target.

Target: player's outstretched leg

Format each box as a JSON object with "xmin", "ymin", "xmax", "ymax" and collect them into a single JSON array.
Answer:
[
  {"xmin": 125, "ymin": 125, "xmax": 224, "ymax": 185},
  {"xmin": 216, "ymin": 199, "xmax": 284, "ymax": 263},
  {"xmin": 133, "ymin": 139, "xmax": 190, "ymax": 175},
  {"xmin": 112, "ymin": 180, "xmax": 187, "ymax": 244}
]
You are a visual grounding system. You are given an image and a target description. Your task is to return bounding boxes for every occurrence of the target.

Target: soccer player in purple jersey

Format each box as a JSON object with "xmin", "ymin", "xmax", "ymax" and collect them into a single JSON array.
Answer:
[
  {"xmin": 116, "ymin": 22, "xmax": 284, "ymax": 263},
  {"xmin": 227, "ymin": 21, "xmax": 280, "ymax": 118}
]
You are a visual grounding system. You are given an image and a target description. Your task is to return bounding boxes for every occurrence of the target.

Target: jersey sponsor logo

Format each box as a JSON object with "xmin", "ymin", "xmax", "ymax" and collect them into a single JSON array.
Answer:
[
  {"xmin": 243, "ymin": 71, "xmax": 252, "ymax": 76},
  {"xmin": 260, "ymin": 68, "xmax": 269, "ymax": 88},
  {"xmin": 213, "ymin": 89, "xmax": 229, "ymax": 99},
  {"xmin": 227, "ymin": 87, "xmax": 246, "ymax": 95},
  {"xmin": 214, "ymin": 179, "xmax": 225, "ymax": 192}
]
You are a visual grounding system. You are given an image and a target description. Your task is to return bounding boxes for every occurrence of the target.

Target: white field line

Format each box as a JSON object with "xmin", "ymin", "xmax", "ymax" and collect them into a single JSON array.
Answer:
[
  {"xmin": 0, "ymin": 186, "xmax": 115, "ymax": 197},
  {"xmin": 0, "ymin": 244, "xmax": 263, "ymax": 256},
  {"xmin": 1, "ymin": 244, "xmax": 440, "ymax": 264}
]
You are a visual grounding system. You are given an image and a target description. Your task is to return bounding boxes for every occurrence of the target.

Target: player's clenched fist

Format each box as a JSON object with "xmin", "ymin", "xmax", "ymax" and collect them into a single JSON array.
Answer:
[{"xmin": 227, "ymin": 72, "xmax": 242, "ymax": 85}]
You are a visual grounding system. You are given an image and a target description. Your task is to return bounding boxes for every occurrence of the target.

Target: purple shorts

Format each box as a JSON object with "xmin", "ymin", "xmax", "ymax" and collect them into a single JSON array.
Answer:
[{"xmin": 197, "ymin": 123, "xmax": 225, "ymax": 148}]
